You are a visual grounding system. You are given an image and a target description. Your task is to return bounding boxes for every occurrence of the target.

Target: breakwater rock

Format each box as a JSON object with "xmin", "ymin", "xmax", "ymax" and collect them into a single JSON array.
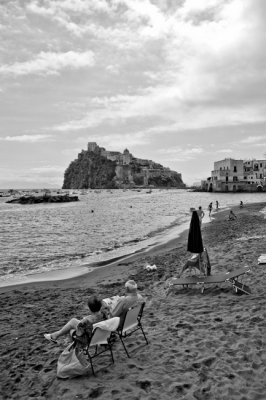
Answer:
[{"xmin": 6, "ymin": 194, "xmax": 79, "ymax": 204}]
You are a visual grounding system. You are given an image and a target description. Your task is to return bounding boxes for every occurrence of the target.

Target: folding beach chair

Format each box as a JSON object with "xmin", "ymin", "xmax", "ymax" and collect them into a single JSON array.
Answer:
[
  {"xmin": 75, "ymin": 317, "xmax": 119, "ymax": 376},
  {"xmin": 116, "ymin": 302, "xmax": 148, "ymax": 358},
  {"xmin": 225, "ymin": 267, "xmax": 252, "ymax": 295},
  {"xmin": 167, "ymin": 265, "xmax": 251, "ymax": 294}
]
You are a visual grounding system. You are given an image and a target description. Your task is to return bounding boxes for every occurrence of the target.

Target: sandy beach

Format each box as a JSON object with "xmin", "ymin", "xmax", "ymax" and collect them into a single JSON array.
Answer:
[{"xmin": 1, "ymin": 202, "xmax": 266, "ymax": 400}]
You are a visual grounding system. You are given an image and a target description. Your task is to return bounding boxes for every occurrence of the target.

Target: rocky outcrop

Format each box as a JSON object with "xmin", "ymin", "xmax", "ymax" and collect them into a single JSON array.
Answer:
[
  {"xmin": 6, "ymin": 194, "xmax": 79, "ymax": 204},
  {"xmin": 62, "ymin": 144, "xmax": 185, "ymax": 189},
  {"xmin": 63, "ymin": 150, "xmax": 117, "ymax": 189}
]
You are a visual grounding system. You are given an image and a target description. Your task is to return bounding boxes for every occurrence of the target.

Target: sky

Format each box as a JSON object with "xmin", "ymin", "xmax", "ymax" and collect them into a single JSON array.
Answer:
[{"xmin": 0, "ymin": 0, "xmax": 266, "ymax": 189}]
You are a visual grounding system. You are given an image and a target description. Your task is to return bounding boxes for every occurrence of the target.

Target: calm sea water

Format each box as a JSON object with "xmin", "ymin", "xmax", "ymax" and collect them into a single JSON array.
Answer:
[{"xmin": 1, "ymin": 189, "xmax": 265, "ymax": 285}]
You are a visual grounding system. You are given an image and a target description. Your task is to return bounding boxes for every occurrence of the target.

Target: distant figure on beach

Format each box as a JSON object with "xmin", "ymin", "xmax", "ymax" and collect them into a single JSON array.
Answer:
[
  {"xmin": 240, "ymin": 201, "xmax": 244, "ymax": 208},
  {"xmin": 228, "ymin": 210, "xmax": 237, "ymax": 220},
  {"xmin": 216, "ymin": 200, "xmax": 219, "ymax": 210},
  {"xmin": 44, "ymin": 295, "xmax": 105, "ymax": 344},
  {"xmin": 102, "ymin": 280, "xmax": 144, "ymax": 321},
  {"xmin": 208, "ymin": 202, "xmax": 213, "ymax": 217},
  {"xmin": 197, "ymin": 206, "xmax": 205, "ymax": 226}
]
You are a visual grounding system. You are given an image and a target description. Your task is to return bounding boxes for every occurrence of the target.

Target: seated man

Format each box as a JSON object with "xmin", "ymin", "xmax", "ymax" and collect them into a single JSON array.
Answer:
[
  {"xmin": 102, "ymin": 280, "xmax": 144, "ymax": 321},
  {"xmin": 44, "ymin": 295, "xmax": 105, "ymax": 344}
]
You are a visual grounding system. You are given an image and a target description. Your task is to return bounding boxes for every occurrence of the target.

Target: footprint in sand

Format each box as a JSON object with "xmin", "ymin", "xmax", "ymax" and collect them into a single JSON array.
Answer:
[{"xmin": 136, "ymin": 379, "xmax": 152, "ymax": 393}]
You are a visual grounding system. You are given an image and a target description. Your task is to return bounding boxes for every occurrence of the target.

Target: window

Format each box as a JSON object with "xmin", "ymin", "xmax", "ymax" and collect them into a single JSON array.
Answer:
[
  {"xmin": 233, "ymin": 176, "xmax": 238, "ymax": 182},
  {"xmin": 233, "ymin": 166, "xmax": 237, "ymax": 172}
]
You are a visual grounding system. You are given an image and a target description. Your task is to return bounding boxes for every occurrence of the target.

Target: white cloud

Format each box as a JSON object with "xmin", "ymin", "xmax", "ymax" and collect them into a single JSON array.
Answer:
[
  {"xmin": 76, "ymin": 132, "xmax": 148, "ymax": 150},
  {"xmin": 240, "ymin": 135, "xmax": 266, "ymax": 144},
  {"xmin": 0, "ymin": 51, "xmax": 95, "ymax": 76},
  {"xmin": 31, "ymin": 165, "xmax": 65, "ymax": 174},
  {"xmin": 0, "ymin": 135, "xmax": 52, "ymax": 142},
  {"xmin": 157, "ymin": 146, "xmax": 204, "ymax": 162},
  {"xmin": 216, "ymin": 149, "xmax": 233, "ymax": 153}
]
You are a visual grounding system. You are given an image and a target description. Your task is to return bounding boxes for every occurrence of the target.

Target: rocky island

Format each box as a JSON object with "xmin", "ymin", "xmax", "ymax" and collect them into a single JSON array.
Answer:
[{"xmin": 62, "ymin": 142, "xmax": 185, "ymax": 189}]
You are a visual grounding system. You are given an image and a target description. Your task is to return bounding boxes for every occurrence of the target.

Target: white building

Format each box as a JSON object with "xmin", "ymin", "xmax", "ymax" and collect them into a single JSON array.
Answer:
[{"xmin": 203, "ymin": 158, "xmax": 266, "ymax": 192}]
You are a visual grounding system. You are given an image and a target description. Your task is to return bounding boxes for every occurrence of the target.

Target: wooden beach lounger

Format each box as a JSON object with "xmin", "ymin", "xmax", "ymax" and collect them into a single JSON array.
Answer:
[{"xmin": 168, "ymin": 266, "xmax": 251, "ymax": 294}]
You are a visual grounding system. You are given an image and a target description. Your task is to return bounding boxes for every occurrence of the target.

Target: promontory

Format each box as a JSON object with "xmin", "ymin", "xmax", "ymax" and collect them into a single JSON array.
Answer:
[{"xmin": 62, "ymin": 142, "xmax": 185, "ymax": 189}]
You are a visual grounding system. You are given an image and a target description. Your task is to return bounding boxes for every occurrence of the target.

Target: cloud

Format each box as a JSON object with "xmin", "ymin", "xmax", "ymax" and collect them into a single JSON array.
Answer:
[
  {"xmin": 0, "ymin": 135, "xmax": 52, "ymax": 142},
  {"xmin": 216, "ymin": 149, "xmax": 233, "ymax": 153},
  {"xmin": 240, "ymin": 135, "xmax": 266, "ymax": 144},
  {"xmin": 0, "ymin": 165, "xmax": 64, "ymax": 187},
  {"xmin": 76, "ymin": 132, "xmax": 148, "ymax": 150},
  {"xmin": 0, "ymin": 51, "xmax": 95, "ymax": 76},
  {"xmin": 157, "ymin": 146, "xmax": 204, "ymax": 162},
  {"xmin": 31, "ymin": 165, "xmax": 65, "ymax": 174}
]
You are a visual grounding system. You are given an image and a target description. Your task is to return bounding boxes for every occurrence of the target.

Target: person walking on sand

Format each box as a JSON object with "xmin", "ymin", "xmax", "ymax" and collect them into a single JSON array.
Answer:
[
  {"xmin": 208, "ymin": 202, "xmax": 213, "ymax": 217},
  {"xmin": 197, "ymin": 206, "xmax": 205, "ymax": 226},
  {"xmin": 216, "ymin": 200, "xmax": 219, "ymax": 211},
  {"xmin": 44, "ymin": 295, "xmax": 105, "ymax": 344}
]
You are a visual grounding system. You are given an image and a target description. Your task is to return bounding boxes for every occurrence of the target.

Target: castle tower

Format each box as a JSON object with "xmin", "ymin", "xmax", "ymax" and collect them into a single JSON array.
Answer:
[
  {"xmin": 87, "ymin": 142, "xmax": 98, "ymax": 152},
  {"xmin": 122, "ymin": 148, "xmax": 132, "ymax": 165}
]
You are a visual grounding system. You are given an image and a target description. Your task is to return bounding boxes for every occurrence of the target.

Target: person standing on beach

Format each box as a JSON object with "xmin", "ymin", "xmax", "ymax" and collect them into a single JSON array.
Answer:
[
  {"xmin": 216, "ymin": 200, "xmax": 219, "ymax": 211},
  {"xmin": 197, "ymin": 206, "xmax": 205, "ymax": 226},
  {"xmin": 208, "ymin": 202, "xmax": 213, "ymax": 217}
]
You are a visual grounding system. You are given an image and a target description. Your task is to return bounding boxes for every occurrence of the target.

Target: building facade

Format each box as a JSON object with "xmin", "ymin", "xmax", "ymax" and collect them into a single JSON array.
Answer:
[{"xmin": 203, "ymin": 158, "xmax": 266, "ymax": 192}]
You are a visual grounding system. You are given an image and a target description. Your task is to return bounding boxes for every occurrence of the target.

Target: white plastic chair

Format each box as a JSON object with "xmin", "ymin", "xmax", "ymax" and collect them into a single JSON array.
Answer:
[
  {"xmin": 82, "ymin": 317, "xmax": 119, "ymax": 375},
  {"xmin": 116, "ymin": 302, "xmax": 148, "ymax": 358}
]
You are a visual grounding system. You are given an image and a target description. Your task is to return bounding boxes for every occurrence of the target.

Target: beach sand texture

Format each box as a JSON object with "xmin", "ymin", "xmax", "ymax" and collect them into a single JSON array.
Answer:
[{"xmin": 0, "ymin": 202, "xmax": 266, "ymax": 400}]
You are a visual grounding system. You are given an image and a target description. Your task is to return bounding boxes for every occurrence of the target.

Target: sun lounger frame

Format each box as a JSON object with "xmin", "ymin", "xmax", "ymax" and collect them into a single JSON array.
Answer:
[{"xmin": 168, "ymin": 266, "xmax": 251, "ymax": 294}]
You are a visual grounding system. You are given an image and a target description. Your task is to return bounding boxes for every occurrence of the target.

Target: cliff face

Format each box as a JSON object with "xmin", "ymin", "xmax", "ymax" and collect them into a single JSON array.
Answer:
[
  {"xmin": 63, "ymin": 151, "xmax": 117, "ymax": 189},
  {"xmin": 62, "ymin": 147, "xmax": 185, "ymax": 189}
]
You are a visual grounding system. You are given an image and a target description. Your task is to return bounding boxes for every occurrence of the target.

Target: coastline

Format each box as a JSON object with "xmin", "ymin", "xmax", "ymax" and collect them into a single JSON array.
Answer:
[
  {"xmin": 0, "ymin": 217, "xmax": 192, "ymax": 292},
  {"xmin": 1, "ymin": 201, "xmax": 266, "ymax": 400},
  {"xmin": 0, "ymin": 203, "xmax": 254, "ymax": 293},
  {"xmin": 0, "ymin": 219, "xmax": 190, "ymax": 294}
]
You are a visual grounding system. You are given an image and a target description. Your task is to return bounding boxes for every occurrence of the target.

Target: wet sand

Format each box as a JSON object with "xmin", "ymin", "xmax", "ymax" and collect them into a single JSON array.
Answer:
[{"xmin": 0, "ymin": 202, "xmax": 266, "ymax": 400}]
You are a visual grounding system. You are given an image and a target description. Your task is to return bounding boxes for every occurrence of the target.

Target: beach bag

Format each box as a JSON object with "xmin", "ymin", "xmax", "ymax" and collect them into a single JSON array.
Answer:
[{"xmin": 57, "ymin": 343, "xmax": 89, "ymax": 379}]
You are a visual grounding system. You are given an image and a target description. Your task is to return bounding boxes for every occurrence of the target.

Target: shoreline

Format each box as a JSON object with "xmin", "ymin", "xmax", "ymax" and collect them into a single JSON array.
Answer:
[
  {"xmin": 0, "ymin": 202, "xmax": 256, "ymax": 294},
  {"xmin": 0, "ymin": 217, "xmax": 192, "ymax": 291},
  {"xmin": 1, "ymin": 201, "xmax": 266, "ymax": 399},
  {"xmin": 0, "ymin": 221, "xmax": 190, "ymax": 293},
  {"xmin": 0, "ymin": 204, "xmax": 245, "ymax": 293},
  {"xmin": 0, "ymin": 205, "xmax": 223, "ymax": 292}
]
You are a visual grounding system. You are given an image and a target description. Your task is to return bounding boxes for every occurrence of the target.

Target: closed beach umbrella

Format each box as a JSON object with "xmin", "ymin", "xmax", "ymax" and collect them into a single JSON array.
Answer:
[{"xmin": 187, "ymin": 210, "xmax": 204, "ymax": 254}]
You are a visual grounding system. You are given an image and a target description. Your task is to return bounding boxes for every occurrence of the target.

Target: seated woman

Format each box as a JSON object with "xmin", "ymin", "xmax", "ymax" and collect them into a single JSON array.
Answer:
[{"xmin": 44, "ymin": 295, "xmax": 105, "ymax": 344}]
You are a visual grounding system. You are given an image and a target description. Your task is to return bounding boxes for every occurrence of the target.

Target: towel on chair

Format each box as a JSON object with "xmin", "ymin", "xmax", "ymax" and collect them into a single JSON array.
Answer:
[{"xmin": 93, "ymin": 317, "xmax": 120, "ymax": 331}]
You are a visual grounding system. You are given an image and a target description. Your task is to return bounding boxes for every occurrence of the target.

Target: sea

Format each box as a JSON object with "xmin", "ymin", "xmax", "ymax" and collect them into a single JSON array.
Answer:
[{"xmin": 1, "ymin": 189, "xmax": 265, "ymax": 287}]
